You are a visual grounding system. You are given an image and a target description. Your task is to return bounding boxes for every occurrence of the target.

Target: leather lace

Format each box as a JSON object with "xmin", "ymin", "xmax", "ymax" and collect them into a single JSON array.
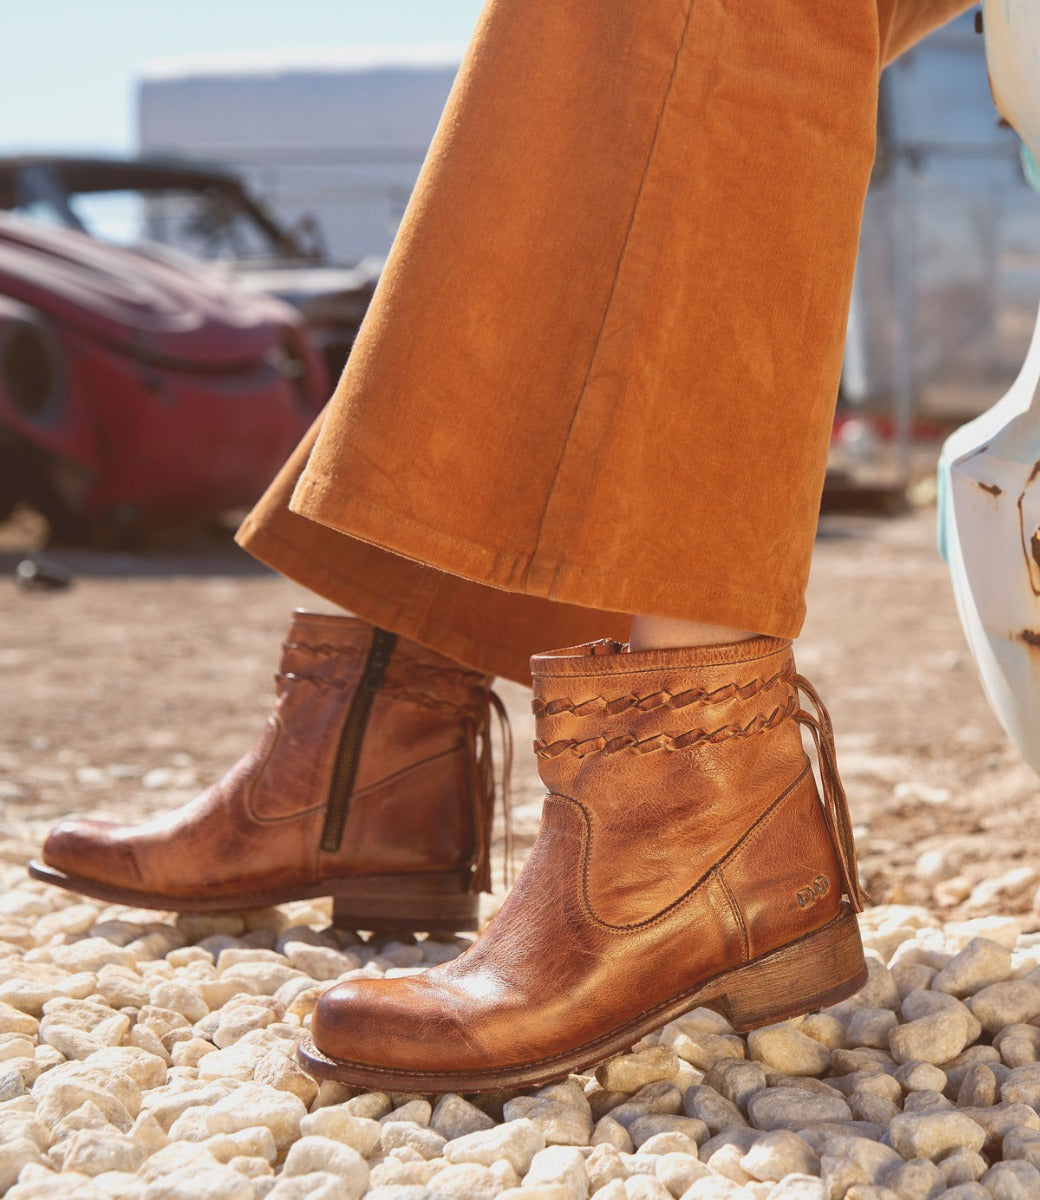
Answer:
[
  {"xmin": 793, "ymin": 673, "xmax": 867, "ymax": 913},
  {"xmin": 466, "ymin": 687, "xmax": 514, "ymax": 894}
]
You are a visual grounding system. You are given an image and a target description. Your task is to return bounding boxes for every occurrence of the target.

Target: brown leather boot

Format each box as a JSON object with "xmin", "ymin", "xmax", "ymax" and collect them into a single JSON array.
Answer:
[
  {"xmin": 30, "ymin": 611, "xmax": 507, "ymax": 932},
  {"xmin": 299, "ymin": 634, "xmax": 868, "ymax": 1092}
]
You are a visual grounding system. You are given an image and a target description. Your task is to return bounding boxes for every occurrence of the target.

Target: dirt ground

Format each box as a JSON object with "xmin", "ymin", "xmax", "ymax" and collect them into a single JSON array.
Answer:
[{"xmin": 2, "ymin": 499, "xmax": 1040, "ymax": 926}]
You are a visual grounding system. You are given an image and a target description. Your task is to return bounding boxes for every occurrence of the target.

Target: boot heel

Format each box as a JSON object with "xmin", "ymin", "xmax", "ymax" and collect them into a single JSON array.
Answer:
[
  {"xmin": 709, "ymin": 903, "xmax": 867, "ymax": 1032},
  {"xmin": 330, "ymin": 872, "xmax": 481, "ymax": 933}
]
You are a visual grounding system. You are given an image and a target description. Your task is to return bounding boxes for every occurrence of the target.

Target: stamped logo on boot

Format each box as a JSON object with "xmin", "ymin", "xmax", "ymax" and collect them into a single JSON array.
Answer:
[{"xmin": 795, "ymin": 875, "xmax": 830, "ymax": 908}]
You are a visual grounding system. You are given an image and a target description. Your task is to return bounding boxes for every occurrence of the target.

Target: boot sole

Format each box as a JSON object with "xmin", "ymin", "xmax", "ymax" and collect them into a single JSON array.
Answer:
[
  {"xmin": 297, "ymin": 902, "xmax": 868, "ymax": 1092},
  {"xmin": 25, "ymin": 861, "xmax": 481, "ymax": 933}
]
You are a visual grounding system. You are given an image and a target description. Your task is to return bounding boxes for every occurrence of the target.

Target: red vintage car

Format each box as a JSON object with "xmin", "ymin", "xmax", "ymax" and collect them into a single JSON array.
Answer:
[{"xmin": 0, "ymin": 213, "xmax": 327, "ymax": 539}]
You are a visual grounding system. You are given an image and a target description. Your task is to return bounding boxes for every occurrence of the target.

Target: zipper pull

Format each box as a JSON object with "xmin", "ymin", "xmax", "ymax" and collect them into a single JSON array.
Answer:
[{"xmin": 363, "ymin": 629, "xmax": 397, "ymax": 691}]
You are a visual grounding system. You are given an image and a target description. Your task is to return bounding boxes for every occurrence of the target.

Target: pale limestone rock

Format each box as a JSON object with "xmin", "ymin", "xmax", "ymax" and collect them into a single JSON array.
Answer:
[
  {"xmin": 342, "ymin": 1091, "xmax": 392, "ymax": 1120},
  {"xmin": 48, "ymin": 938, "xmax": 135, "ymax": 973},
  {"xmin": 426, "ymin": 1161, "xmax": 503, "ymax": 1200},
  {"xmin": 938, "ymin": 1147, "xmax": 989, "ymax": 1186},
  {"xmin": 887, "ymin": 1110, "xmax": 986, "ymax": 1160},
  {"xmin": 878, "ymin": 1156, "xmax": 942, "ymax": 1199},
  {"xmin": 443, "ymin": 1118, "xmax": 545, "ymax": 1174},
  {"xmin": 497, "ymin": 1186, "xmax": 575, "ymax": 1200},
  {"xmin": 762, "ymin": 1175, "xmax": 827, "ymax": 1200},
  {"xmin": 368, "ymin": 1158, "xmax": 441, "ymax": 1189},
  {"xmin": 142, "ymin": 1164, "xmax": 255, "ymax": 1199},
  {"xmin": 0, "ymin": 1136, "xmax": 43, "ymax": 1192},
  {"xmin": 49, "ymin": 1127, "xmax": 147, "ymax": 1176},
  {"xmin": 299, "ymin": 1108, "xmax": 381, "ymax": 1156},
  {"xmin": 380, "ymin": 1120, "xmax": 446, "ymax": 1159},
  {"xmin": 957, "ymin": 1063, "xmax": 999, "ymax": 1108},
  {"xmin": 968, "ymin": 980, "xmax": 1040, "ymax": 1035},
  {"xmin": 592, "ymin": 1116, "xmax": 634, "ymax": 1152},
  {"xmin": 430, "ymin": 1093, "xmax": 495, "ymax": 1140},
  {"xmin": 204, "ymin": 1082, "xmax": 307, "ymax": 1151},
  {"xmin": 894, "ymin": 1061, "xmax": 948, "ymax": 1093},
  {"xmin": 932, "ymin": 937, "xmax": 1012, "ymax": 997},
  {"xmin": 799, "ymin": 1013, "xmax": 846, "ymax": 1050},
  {"xmin": 683, "ymin": 1084, "xmax": 748, "ymax": 1134},
  {"xmin": 589, "ymin": 1181, "xmax": 627, "ymax": 1200},
  {"xmin": 671, "ymin": 1033, "xmax": 746, "ymax": 1071},
  {"xmin": 523, "ymin": 1145, "xmax": 588, "ymax": 1200},
  {"xmin": 641, "ymin": 1133, "xmax": 702, "ymax": 1157},
  {"xmin": 1001, "ymin": 1063, "xmax": 1040, "ymax": 1107},
  {"xmin": 253, "ymin": 1047, "xmax": 317, "ymax": 1106},
  {"xmin": 747, "ymin": 1086, "xmax": 852, "ymax": 1131},
  {"xmin": 281, "ymin": 1135, "xmax": 369, "ymax": 1196},
  {"xmin": 1004, "ymin": 1125, "xmax": 1040, "ymax": 1169},
  {"xmin": 384, "ymin": 1099, "xmax": 432, "ymax": 1126},
  {"xmin": 94, "ymin": 967, "xmax": 150, "ymax": 1009},
  {"xmin": 211, "ymin": 1001, "xmax": 283, "ymax": 1049},
  {"xmin": 169, "ymin": 1037, "xmax": 215, "ymax": 1069},
  {"xmin": 586, "ymin": 1143, "xmax": 625, "ymax": 1193},
  {"xmin": 0, "ymin": 1000, "xmax": 39, "ymax": 1035},
  {"xmin": 628, "ymin": 1115, "xmax": 707, "ymax": 1148},
  {"xmin": 148, "ymin": 980, "xmax": 209, "ymax": 1022},
  {"xmin": 504, "ymin": 1081, "xmax": 593, "ymax": 1145},
  {"xmin": 281, "ymin": 942, "xmax": 360, "ymax": 980},
  {"xmin": 747, "ymin": 1025, "xmax": 831, "ymax": 1077},
  {"xmin": 202, "ymin": 1126, "xmax": 277, "ymax": 1164},
  {"xmin": 890, "ymin": 961, "xmax": 938, "ymax": 998},
  {"xmin": 142, "ymin": 1079, "xmax": 236, "ymax": 1131},
  {"xmin": 653, "ymin": 1150, "xmax": 709, "ymax": 1197},
  {"xmin": 980, "ymin": 1160, "xmax": 1040, "ymax": 1200},
  {"xmin": 889, "ymin": 1012, "xmax": 974, "ymax": 1067},
  {"xmin": 620, "ymin": 1177, "xmax": 673, "ymax": 1199},
  {"xmin": 844, "ymin": 1008, "xmax": 898, "ymax": 1051},
  {"xmin": 703, "ymin": 1059, "xmax": 767, "ymax": 1114},
  {"xmin": 738, "ymin": 1130, "xmax": 819, "ymax": 1182},
  {"xmin": 597, "ymin": 1047, "xmax": 679, "ymax": 1093},
  {"xmin": 675, "ymin": 1176, "xmax": 749, "ymax": 1198},
  {"xmin": 937, "ymin": 1185, "xmax": 993, "ymax": 1200},
  {"xmin": 0, "ymin": 967, "xmax": 97, "ymax": 1015}
]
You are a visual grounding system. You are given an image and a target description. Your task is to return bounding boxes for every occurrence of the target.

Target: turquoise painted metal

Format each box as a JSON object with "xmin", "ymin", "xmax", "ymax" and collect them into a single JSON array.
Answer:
[{"xmin": 938, "ymin": 0, "xmax": 1040, "ymax": 774}]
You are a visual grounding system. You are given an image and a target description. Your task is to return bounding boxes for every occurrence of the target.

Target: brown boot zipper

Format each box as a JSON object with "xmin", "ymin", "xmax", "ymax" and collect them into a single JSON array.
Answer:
[{"xmin": 320, "ymin": 627, "xmax": 397, "ymax": 852}]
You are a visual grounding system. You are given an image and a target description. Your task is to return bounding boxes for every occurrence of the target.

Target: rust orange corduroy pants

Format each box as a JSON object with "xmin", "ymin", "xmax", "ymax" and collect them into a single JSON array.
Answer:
[{"xmin": 238, "ymin": 0, "xmax": 974, "ymax": 684}]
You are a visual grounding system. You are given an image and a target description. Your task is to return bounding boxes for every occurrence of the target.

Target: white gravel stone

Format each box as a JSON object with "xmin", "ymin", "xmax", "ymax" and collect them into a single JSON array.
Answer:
[
  {"xmin": 426, "ymin": 1161, "xmax": 503, "ymax": 1199},
  {"xmin": 443, "ymin": 1117, "xmax": 545, "ymax": 1174},
  {"xmin": 747, "ymin": 1024, "xmax": 832, "ymax": 1077},
  {"xmin": 763, "ymin": 1176, "xmax": 827, "ymax": 1199},
  {"xmin": 747, "ymin": 1086, "xmax": 852, "ymax": 1131},
  {"xmin": 738, "ymin": 1130, "xmax": 819, "ymax": 1181},
  {"xmin": 380, "ymin": 1120, "xmax": 446, "ymax": 1159},
  {"xmin": 299, "ymin": 1108, "xmax": 381, "ymax": 1156},
  {"xmin": 682, "ymin": 1085, "xmax": 747, "ymax": 1134},
  {"xmin": 504, "ymin": 1081, "xmax": 593, "ymax": 1145},
  {"xmin": 281, "ymin": 1135, "xmax": 369, "ymax": 1195},
  {"xmin": 597, "ymin": 1047, "xmax": 680, "ymax": 1092},
  {"xmin": 967, "ymin": 979, "xmax": 1040, "ymax": 1035},
  {"xmin": 204, "ymin": 1082, "xmax": 307, "ymax": 1151},
  {"xmin": 593, "ymin": 1116, "xmax": 635, "ymax": 1152},
  {"xmin": 887, "ymin": 1110, "xmax": 986, "ymax": 1160},
  {"xmin": 981, "ymin": 1160, "xmax": 1040, "ymax": 1200},
  {"xmin": 266, "ymin": 1171, "xmax": 358, "ymax": 1199},
  {"xmin": 522, "ymin": 1145, "xmax": 589, "ymax": 1200},
  {"xmin": 430, "ymin": 1093, "xmax": 495, "ymax": 1140},
  {"xmin": 143, "ymin": 1164, "xmax": 254, "ymax": 1199}
]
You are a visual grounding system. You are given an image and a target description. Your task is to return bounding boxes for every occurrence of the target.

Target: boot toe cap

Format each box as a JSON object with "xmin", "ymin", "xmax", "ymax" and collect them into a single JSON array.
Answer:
[{"xmin": 42, "ymin": 819, "xmax": 142, "ymax": 889}]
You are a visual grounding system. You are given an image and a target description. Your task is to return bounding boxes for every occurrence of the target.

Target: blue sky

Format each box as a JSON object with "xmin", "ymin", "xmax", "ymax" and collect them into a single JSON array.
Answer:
[{"xmin": 0, "ymin": 1, "xmax": 485, "ymax": 154}]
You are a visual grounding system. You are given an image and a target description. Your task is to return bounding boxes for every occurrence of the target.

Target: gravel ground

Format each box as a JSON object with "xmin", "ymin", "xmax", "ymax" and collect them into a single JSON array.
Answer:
[{"xmin": 4, "ymin": 502, "xmax": 1040, "ymax": 1198}]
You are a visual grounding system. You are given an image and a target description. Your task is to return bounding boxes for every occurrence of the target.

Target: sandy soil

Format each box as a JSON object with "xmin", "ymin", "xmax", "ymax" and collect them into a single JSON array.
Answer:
[{"xmin": 2, "ymin": 501, "xmax": 1038, "ymax": 924}]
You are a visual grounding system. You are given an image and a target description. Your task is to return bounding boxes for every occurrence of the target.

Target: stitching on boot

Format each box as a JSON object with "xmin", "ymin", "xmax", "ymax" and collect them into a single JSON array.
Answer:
[
  {"xmin": 534, "ymin": 694, "xmax": 798, "ymax": 759},
  {"xmin": 531, "ymin": 662, "xmax": 793, "ymax": 720}
]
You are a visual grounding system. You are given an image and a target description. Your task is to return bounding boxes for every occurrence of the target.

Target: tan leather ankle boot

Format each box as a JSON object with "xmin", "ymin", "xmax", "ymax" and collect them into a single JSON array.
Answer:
[
  {"xmin": 30, "ymin": 611, "xmax": 507, "ymax": 932},
  {"xmin": 299, "ymin": 634, "xmax": 867, "ymax": 1092}
]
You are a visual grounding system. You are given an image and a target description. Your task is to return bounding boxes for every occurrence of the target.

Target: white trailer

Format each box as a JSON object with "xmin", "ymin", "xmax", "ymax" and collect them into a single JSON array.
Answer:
[{"xmin": 137, "ymin": 50, "xmax": 461, "ymax": 261}]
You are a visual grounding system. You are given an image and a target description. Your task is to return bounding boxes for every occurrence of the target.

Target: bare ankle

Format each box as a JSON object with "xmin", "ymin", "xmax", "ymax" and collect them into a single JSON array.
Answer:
[{"xmin": 628, "ymin": 615, "xmax": 760, "ymax": 651}]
